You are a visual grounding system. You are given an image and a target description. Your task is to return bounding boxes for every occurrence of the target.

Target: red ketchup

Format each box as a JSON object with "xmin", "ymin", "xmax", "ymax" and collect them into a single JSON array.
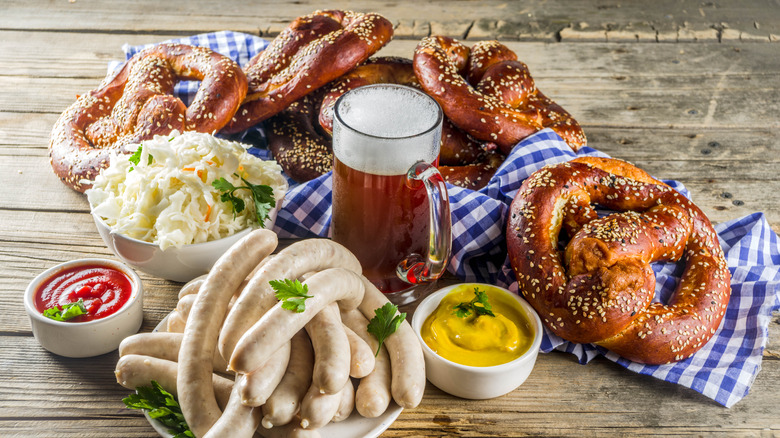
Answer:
[{"xmin": 34, "ymin": 264, "xmax": 133, "ymax": 322}]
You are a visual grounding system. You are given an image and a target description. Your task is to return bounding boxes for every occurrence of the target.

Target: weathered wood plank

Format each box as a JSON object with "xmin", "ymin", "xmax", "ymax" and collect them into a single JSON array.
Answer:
[
  {"xmin": 4, "ymin": 31, "xmax": 779, "ymax": 81},
  {"xmin": 1, "ymin": 0, "xmax": 778, "ymax": 42}
]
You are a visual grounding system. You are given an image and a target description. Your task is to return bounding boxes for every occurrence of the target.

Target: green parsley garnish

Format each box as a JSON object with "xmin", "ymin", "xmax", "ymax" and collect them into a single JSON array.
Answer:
[
  {"xmin": 453, "ymin": 287, "xmax": 495, "ymax": 318},
  {"xmin": 127, "ymin": 145, "xmax": 153, "ymax": 171},
  {"xmin": 367, "ymin": 303, "xmax": 406, "ymax": 357},
  {"xmin": 212, "ymin": 176, "xmax": 275, "ymax": 225},
  {"xmin": 123, "ymin": 380, "xmax": 192, "ymax": 438},
  {"xmin": 270, "ymin": 279, "xmax": 313, "ymax": 313},
  {"xmin": 42, "ymin": 298, "xmax": 87, "ymax": 321}
]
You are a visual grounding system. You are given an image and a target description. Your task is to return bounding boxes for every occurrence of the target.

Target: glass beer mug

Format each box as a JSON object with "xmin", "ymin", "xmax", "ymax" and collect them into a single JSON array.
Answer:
[{"xmin": 331, "ymin": 84, "xmax": 451, "ymax": 304}]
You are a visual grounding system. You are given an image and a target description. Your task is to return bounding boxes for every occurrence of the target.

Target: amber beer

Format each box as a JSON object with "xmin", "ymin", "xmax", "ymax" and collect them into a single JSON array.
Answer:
[{"xmin": 331, "ymin": 84, "xmax": 451, "ymax": 299}]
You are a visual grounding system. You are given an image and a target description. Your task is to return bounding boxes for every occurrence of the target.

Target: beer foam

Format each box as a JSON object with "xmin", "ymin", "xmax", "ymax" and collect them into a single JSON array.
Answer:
[{"xmin": 333, "ymin": 85, "xmax": 442, "ymax": 175}]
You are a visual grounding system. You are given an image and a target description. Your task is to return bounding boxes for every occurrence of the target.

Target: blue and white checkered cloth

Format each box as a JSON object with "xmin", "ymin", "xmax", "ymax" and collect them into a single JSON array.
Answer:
[{"xmin": 117, "ymin": 32, "xmax": 780, "ymax": 408}]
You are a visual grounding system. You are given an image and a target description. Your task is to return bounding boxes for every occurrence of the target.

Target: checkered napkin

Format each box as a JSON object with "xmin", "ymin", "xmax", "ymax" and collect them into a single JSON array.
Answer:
[{"xmin": 117, "ymin": 32, "xmax": 780, "ymax": 408}]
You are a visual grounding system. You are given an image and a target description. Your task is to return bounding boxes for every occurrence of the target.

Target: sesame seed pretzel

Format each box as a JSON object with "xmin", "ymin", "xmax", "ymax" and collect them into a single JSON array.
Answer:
[
  {"xmin": 507, "ymin": 157, "xmax": 731, "ymax": 364},
  {"xmin": 266, "ymin": 91, "xmax": 332, "ymax": 183},
  {"xmin": 222, "ymin": 10, "xmax": 394, "ymax": 134},
  {"xmin": 413, "ymin": 36, "xmax": 587, "ymax": 155},
  {"xmin": 49, "ymin": 43, "xmax": 248, "ymax": 192},
  {"xmin": 316, "ymin": 56, "xmax": 503, "ymax": 189}
]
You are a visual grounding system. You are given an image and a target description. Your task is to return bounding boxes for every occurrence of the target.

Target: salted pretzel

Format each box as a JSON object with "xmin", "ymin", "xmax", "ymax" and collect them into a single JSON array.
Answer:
[
  {"xmin": 506, "ymin": 157, "xmax": 731, "ymax": 364},
  {"xmin": 266, "ymin": 91, "xmax": 332, "ymax": 183},
  {"xmin": 49, "ymin": 43, "xmax": 248, "ymax": 192},
  {"xmin": 413, "ymin": 36, "xmax": 586, "ymax": 155},
  {"xmin": 314, "ymin": 56, "xmax": 503, "ymax": 189},
  {"xmin": 222, "ymin": 10, "xmax": 394, "ymax": 134}
]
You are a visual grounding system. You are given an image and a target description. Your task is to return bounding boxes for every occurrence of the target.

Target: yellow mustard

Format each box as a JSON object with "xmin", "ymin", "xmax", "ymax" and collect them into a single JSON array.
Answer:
[{"xmin": 421, "ymin": 284, "xmax": 534, "ymax": 367}]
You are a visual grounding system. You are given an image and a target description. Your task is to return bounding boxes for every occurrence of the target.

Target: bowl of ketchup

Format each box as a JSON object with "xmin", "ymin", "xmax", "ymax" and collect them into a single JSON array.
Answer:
[{"xmin": 24, "ymin": 258, "xmax": 143, "ymax": 358}]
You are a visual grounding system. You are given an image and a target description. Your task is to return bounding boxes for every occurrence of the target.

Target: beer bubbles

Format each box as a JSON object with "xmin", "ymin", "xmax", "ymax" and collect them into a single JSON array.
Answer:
[{"xmin": 333, "ymin": 84, "xmax": 443, "ymax": 176}]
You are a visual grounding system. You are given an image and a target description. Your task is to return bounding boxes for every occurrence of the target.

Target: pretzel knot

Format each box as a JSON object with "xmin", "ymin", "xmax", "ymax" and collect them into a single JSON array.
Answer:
[
  {"xmin": 49, "ymin": 43, "xmax": 248, "ymax": 192},
  {"xmin": 222, "ymin": 10, "xmax": 394, "ymax": 134},
  {"xmin": 507, "ymin": 157, "xmax": 731, "ymax": 364},
  {"xmin": 266, "ymin": 91, "xmax": 332, "ymax": 183},
  {"xmin": 413, "ymin": 36, "xmax": 586, "ymax": 155}
]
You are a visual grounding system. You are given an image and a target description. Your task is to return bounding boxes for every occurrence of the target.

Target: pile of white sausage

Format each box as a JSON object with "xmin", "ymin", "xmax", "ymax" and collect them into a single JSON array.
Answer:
[{"xmin": 114, "ymin": 229, "xmax": 426, "ymax": 438}]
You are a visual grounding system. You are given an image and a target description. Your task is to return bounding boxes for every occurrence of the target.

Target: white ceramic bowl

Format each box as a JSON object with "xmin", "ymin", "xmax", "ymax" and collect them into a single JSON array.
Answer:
[
  {"xmin": 92, "ymin": 215, "xmax": 260, "ymax": 283},
  {"xmin": 24, "ymin": 258, "xmax": 143, "ymax": 358},
  {"xmin": 91, "ymin": 185, "xmax": 285, "ymax": 282},
  {"xmin": 411, "ymin": 283, "xmax": 543, "ymax": 399}
]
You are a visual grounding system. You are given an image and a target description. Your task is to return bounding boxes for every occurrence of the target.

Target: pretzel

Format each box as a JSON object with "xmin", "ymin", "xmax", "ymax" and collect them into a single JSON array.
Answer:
[
  {"xmin": 222, "ymin": 10, "xmax": 393, "ymax": 134},
  {"xmin": 413, "ymin": 36, "xmax": 586, "ymax": 155},
  {"xmin": 506, "ymin": 157, "xmax": 731, "ymax": 364},
  {"xmin": 49, "ymin": 43, "xmax": 248, "ymax": 192},
  {"xmin": 266, "ymin": 92, "xmax": 332, "ymax": 183}
]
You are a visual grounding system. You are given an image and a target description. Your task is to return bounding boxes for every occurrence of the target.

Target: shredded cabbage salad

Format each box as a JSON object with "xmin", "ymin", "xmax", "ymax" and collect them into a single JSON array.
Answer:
[{"xmin": 86, "ymin": 131, "xmax": 287, "ymax": 250}]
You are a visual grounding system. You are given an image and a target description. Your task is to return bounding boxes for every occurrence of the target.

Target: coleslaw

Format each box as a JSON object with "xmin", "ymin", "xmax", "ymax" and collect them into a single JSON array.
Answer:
[{"xmin": 86, "ymin": 131, "xmax": 287, "ymax": 250}]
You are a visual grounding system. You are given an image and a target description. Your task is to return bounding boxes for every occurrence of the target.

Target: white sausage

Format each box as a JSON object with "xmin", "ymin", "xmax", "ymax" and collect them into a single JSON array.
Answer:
[
  {"xmin": 178, "ymin": 275, "xmax": 207, "ymax": 299},
  {"xmin": 167, "ymin": 294, "xmax": 197, "ymax": 333},
  {"xmin": 342, "ymin": 323, "xmax": 375, "ymax": 379},
  {"xmin": 261, "ymin": 330, "xmax": 314, "ymax": 429},
  {"xmin": 357, "ymin": 276, "xmax": 426, "ymax": 409},
  {"xmin": 219, "ymin": 239, "xmax": 362, "ymax": 361},
  {"xmin": 119, "ymin": 332, "xmax": 229, "ymax": 373},
  {"xmin": 114, "ymin": 354, "xmax": 233, "ymax": 411},
  {"xmin": 177, "ymin": 229, "xmax": 278, "ymax": 438},
  {"xmin": 341, "ymin": 309, "xmax": 392, "ymax": 418},
  {"xmin": 168, "ymin": 294, "xmax": 239, "ymax": 338},
  {"xmin": 332, "ymin": 378, "xmax": 355, "ymax": 422},
  {"xmin": 305, "ymin": 303, "xmax": 350, "ymax": 394},
  {"xmin": 229, "ymin": 268, "xmax": 365, "ymax": 375},
  {"xmin": 166, "ymin": 310, "xmax": 187, "ymax": 333},
  {"xmin": 298, "ymin": 381, "xmax": 345, "ymax": 430},
  {"xmin": 204, "ymin": 374, "xmax": 261, "ymax": 438},
  {"xmin": 238, "ymin": 341, "xmax": 291, "ymax": 407}
]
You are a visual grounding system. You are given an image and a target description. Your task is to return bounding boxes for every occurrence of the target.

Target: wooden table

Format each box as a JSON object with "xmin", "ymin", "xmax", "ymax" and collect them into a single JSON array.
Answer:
[{"xmin": 2, "ymin": 1, "xmax": 779, "ymax": 436}]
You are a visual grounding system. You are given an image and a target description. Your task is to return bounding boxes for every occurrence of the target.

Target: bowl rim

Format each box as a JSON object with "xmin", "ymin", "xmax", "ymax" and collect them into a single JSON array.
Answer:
[
  {"xmin": 92, "ymin": 212, "xmax": 255, "ymax": 250},
  {"xmin": 411, "ymin": 282, "xmax": 543, "ymax": 374},
  {"xmin": 24, "ymin": 257, "xmax": 143, "ymax": 328}
]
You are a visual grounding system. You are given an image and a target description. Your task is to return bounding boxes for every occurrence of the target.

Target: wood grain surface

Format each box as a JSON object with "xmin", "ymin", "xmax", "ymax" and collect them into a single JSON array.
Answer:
[{"xmin": 0, "ymin": 1, "xmax": 778, "ymax": 437}]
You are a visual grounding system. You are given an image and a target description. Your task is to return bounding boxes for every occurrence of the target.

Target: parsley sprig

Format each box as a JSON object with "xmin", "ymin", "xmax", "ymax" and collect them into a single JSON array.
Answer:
[
  {"xmin": 212, "ymin": 176, "xmax": 275, "ymax": 225},
  {"xmin": 122, "ymin": 380, "xmax": 193, "ymax": 438},
  {"xmin": 127, "ymin": 145, "xmax": 153, "ymax": 171},
  {"xmin": 453, "ymin": 288, "xmax": 495, "ymax": 318},
  {"xmin": 367, "ymin": 303, "xmax": 406, "ymax": 357},
  {"xmin": 270, "ymin": 279, "xmax": 313, "ymax": 313},
  {"xmin": 42, "ymin": 298, "xmax": 87, "ymax": 322}
]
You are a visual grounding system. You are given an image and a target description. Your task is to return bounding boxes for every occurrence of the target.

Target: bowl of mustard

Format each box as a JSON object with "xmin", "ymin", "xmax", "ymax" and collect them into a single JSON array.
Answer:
[{"xmin": 411, "ymin": 283, "xmax": 543, "ymax": 399}]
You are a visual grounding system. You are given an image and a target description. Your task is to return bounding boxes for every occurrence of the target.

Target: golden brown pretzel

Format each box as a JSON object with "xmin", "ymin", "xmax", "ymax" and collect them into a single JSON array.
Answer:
[
  {"xmin": 413, "ymin": 37, "xmax": 586, "ymax": 155},
  {"xmin": 222, "ymin": 10, "xmax": 394, "ymax": 134},
  {"xmin": 49, "ymin": 43, "xmax": 248, "ymax": 192},
  {"xmin": 506, "ymin": 158, "xmax": 731, "ymax": 364}
]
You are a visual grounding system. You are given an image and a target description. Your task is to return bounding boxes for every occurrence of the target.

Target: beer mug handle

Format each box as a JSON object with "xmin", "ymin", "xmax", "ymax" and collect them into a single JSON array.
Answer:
[{"xmin": 396, "ymin": 161, "xmax": 452, "ymax": 285}]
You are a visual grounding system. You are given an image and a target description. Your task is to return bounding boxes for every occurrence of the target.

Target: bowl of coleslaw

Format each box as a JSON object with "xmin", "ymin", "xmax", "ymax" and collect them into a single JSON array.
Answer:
[{"xmin": 87, "ymin": 131, "xmax": 288, "ymax": 282}]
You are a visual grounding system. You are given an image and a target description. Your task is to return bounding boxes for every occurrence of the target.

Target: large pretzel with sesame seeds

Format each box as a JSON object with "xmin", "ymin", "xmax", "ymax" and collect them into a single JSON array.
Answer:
[
  {"xmin": 222, "ymin": 10, "xmax": 394, "ymax": 134},
  {"xmin": 413, "ymin": 36, "xmax": 587, "ymax": 155},
  {"xmin": 49, "ymin": 43, "xmax": 248, "ymax": 193},
  {"xmin": 266, "ymin": 91, "xmax": 333, "ymax": 183},
  {"xmin": 507, "ymin": 157, "xmax": 731, "ymax": 364}
]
